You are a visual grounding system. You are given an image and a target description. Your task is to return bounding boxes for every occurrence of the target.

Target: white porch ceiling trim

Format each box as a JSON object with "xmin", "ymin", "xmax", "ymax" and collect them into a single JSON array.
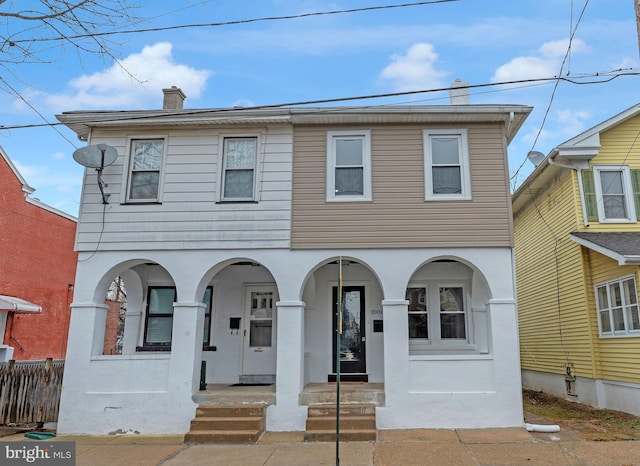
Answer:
[{"xmin": 0, "ymin": 295, "xmax": 42, "ymax": 313}]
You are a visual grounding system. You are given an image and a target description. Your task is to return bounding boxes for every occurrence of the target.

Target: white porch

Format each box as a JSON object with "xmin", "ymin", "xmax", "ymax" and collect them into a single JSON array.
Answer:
[{"xmin": 57, "ymin": 247, "xmax": 523, "ymax": 435}]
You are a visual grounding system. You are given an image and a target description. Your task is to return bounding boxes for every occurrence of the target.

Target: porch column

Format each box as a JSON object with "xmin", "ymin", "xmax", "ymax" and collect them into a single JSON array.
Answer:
[
  {"xmin": 382, "ymin": 299, "xmax": 410, "ymax": 405},
  {"xmin": 487, "ymin": 298, "xmax": 523, "ymax": 424},
  {"xmin": 57, "ymin": 303, "xmax": 108, "ymax": 433},
  {"xmin": 121, "ymin": 307, "xmax": 142, "ymax": 355},
  {"xmin": 167, "ymin": 301, "xmax": 206, "ymax": 431},
  {"xmin": 267, "ymin": 300, "xmax": 307, "ymax": 431}
]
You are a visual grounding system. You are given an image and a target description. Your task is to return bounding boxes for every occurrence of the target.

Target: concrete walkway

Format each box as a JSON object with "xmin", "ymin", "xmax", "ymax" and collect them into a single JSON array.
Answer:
[{"xmin": 3, "ymin": 424, "xmax": 640, "ymax": 466}]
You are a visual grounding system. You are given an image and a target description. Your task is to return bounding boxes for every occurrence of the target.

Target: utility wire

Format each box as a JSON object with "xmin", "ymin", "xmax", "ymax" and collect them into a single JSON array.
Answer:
[
  {"xmin": 1, "ymin": 70, "xmax": 637, "ymax": 132},
  {"xmin": 509, "ymin": 0, "xmax": 590, "ymax": 186},
  {"xmin": 513, "ymin": 0, "xmax": 590, "ymax": 373},
  {"xmin": 5, "ymin": 0, "xmax": 460, "ymax": 45},
  {"xmin": 0, "ymin": 74, "xmax": 78, "ymax": 147}
]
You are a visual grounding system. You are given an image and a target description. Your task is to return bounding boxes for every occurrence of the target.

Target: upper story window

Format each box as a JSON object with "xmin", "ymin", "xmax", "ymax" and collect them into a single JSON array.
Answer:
[
  {"xmin": 326, "ymin": 130, "xmax": 372, "ymax": 202},
  {"xmin": 423, "ymin": 129, "xmax": 471, "ymax": 200},
  {"xmin": 595, "ymin": 275, "xmax": 640, "ymax": 338},
  {"xmin": 221, "ymin": 137, "xmax": 258, "ymax": 201},
  {"xmin": 593, "ymin": 166, "xmax": 636, "ymax": 223},
  {"xmin": 127, "ymin": 138, "xmax": 166, "ymax": 202},
  {"xmin": 406, "ymin": 283, "xmax": 469, "ymax": 353}
]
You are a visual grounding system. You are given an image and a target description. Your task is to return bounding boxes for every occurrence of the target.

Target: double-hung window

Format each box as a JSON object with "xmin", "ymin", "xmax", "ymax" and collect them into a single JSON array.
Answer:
[
  {"xmin": 326, "ymin": 130, "xmax": 372, "ymax": 201},
  {"xmin": 143, "ymin": 287, "xmax": 175, "ymax": 348},
  {"xmin": 221, "ymin": 137, "xmax": 257, "ymax": 201},
  {"xmin": 127, "ymin": 138, "xmax": 165, "ymax": 202},
  {"xmin": 595, "ymin": 276, "xmax": 640, "ymax": 337},
  {"xmin": 141, "ymin": 286, "xmax": 214, "ymax": 350},
  {"xmin": 593, "ymin": 166, "xmax": 636, "ymax": 222},
  {"xmin": 423, "ymin": 129, "xmax": 471, "ymax": 200},
  {"xmin": 407, "ymin": 287, "xmax": 428, "ymax": 340},
  {"xmin": 406, "ymin": 284, "xmax": 469, "ymax": 352}
]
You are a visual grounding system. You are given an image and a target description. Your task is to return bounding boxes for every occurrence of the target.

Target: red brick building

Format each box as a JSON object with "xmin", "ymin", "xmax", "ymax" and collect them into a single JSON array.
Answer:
[{"xmin": 0, "ymin": 146, "xmax": 77, "ymax": 360}]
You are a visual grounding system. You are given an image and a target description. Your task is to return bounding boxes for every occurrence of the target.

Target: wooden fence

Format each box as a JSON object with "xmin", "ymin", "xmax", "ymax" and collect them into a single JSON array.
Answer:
[{"xmin": 0, "ymin": 359, "xmax": 64, "ymax": 425}]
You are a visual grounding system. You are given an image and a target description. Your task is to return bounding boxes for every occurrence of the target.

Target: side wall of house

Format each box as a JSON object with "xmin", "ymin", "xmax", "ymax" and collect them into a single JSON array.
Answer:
[
  {"xmin": 0, "ymin": 156, "xmax": 77, "ymax": 360},
  {"xmin": 515, "ymin": 170, "xmax": 596, "ymax": 380},
  {"xmin": 291, "ymin": 122, "xmax": 514, "ymax": 248},
  {"xmin": 76, "ymin": 124, "xmax": 293, "ymax": 251}
]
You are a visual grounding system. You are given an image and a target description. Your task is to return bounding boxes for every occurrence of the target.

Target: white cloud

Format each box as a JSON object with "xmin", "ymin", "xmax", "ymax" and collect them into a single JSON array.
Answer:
[
  {"xmin": 520, "ymin": 125, "xmax": 553, "ymax": 147},
  {"xmin": 12, "ymin": 159, "xmax": 83, "ymax": 194},
  {"xmin": 556, "ymin": 109, "xmax": 590, "ymax": 137},
  {"xmin": 378, "ymin": 43, "xmax": 448, "ymax": 92},
  {"xmin": 520, "ymin": 109, "xmax": 590, "ymax": 148},
  {"xmin": 492, "ymin": 39, "xmax": 588, "ymax": 83},
  {"xmin": 38, "ymin": 42, "xmax": 211, "ymax": 111},
  {"xmin": 231, "ymin": 98, "xmax": 257, "ymax": 108}
]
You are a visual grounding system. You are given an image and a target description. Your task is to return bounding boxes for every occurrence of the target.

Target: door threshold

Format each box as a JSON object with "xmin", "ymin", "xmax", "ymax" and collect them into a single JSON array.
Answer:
[{"xmin": 327, "ymin": 374, "xmax": 369, "ymax": 383}]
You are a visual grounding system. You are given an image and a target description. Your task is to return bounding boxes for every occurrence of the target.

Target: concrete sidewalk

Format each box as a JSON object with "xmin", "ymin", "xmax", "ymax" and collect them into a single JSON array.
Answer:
[{"xmin": 3, "ymin": 425, "xmax": 640, "ymax": 466}]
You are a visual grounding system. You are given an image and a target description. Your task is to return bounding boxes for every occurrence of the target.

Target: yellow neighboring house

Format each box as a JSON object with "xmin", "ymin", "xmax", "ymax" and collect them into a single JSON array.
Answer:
[{"xmin": 513, "ymin": 103, "xmax": 640, "ymax": 416}]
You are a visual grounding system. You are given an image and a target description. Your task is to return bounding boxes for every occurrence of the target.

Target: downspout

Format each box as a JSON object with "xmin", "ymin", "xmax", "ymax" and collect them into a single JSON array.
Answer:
[
  {"xmin": 7, "ymin": 313, "xmax": 25, "ymax": 353},
  {"xmin": 548, "ymin": 151, "xmax": 589, "ymax": 226},
  {"xmin": 525, "ymin": 423, "xmax": 560, "ymax": 433},
  {"xmin": 506, "ymin": 112, "xmax": 514, "ymax": 141}
]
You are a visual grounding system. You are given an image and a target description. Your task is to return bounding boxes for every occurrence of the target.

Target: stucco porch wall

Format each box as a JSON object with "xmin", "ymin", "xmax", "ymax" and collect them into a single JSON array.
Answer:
[
  {"xmin": 86, "ymin": 355, "xmax": 171, "ymax": 392},
  {"xmin": 408, "ymin": 356, "xmax": 496, "ymax": 392},
  {"xmin": 60, "ymin": 246, "xmax": 521, "ymax": 434}
]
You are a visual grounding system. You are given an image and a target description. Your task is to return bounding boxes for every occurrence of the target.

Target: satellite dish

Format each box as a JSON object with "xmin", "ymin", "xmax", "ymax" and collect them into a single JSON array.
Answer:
[
  {"xmin": 527, "ymin": 151, "xmax": 546, "ymax": 167},
  {"xmin": 73, "ymin": 144, "xmax": 118, "ymax": 169},
  {"xmin": 72, "ymin": 144, "xmax": 117, "ymax": 204}
]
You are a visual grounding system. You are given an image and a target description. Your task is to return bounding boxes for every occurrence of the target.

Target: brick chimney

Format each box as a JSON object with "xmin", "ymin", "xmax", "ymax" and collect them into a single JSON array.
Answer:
[{"xmin": 162, "ymin": 86, "xmax": 186, "ymax": 109}]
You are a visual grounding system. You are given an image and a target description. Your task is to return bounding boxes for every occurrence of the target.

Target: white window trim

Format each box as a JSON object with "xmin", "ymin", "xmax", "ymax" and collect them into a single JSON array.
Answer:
[
  {"xmin": 122, "ymin": 135, "xmax": 168, "ymax": 203},
  {"xmin": 423, "ymin": 128, "xmax": 471, "ymax": 201},
  {"xmin": 326, "ymin": 129, "xmax": 372, "ymax": 202},
  {"xmin": 593, "ymin": 165, "xmax": 636, "ymax": 223},
  {"xmin": 407, "ymin": 282, "xmax": 473, "ymax": 354},
  {"xmin": 217, "ymin": 134, "xmax": 262, "ymax": 202},
  {"xmin": 595, "ymin": 274, "xmax": 640, "ymax": 338}
]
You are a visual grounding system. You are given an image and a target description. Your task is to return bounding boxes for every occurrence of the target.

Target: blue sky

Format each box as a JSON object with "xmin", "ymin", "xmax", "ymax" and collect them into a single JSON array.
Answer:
[{"xmin": 1, "ymin": 0, "xmax": 638, "ymax": 216}]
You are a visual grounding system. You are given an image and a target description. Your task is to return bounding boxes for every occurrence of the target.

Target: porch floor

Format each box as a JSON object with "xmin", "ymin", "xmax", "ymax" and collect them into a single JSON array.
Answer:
[{"xmin": 192, "ymin": 383, "xmax": 385, "ymax": 407}]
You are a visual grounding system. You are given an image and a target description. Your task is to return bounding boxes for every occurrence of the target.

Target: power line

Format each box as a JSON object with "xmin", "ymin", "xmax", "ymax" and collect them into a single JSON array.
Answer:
[
  {"xmin": 1, "ymin": 71, "xmax": 637, "ymax": 132},
  {"xmin": 509, "ymin": 0, "xmax": 590, "ymax": 186},
  {"xmin": 5, "ymin": 0, "xmax": 461, "ymax": 46},
  {"xmin": 0, "ymin": 75, "xmax": 78, "ymax": 147}
]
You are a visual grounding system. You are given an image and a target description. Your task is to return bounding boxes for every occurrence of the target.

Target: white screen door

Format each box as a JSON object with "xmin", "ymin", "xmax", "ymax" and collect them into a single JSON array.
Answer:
[{"xmin": 242, "ymin": 285, "xmax": 277, "ymax": 375}]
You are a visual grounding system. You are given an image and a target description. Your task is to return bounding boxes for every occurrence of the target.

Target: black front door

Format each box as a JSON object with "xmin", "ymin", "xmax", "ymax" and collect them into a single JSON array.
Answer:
[{"xmin": 332, "ymin": 286, "xmax": 366, "ymax": 377}]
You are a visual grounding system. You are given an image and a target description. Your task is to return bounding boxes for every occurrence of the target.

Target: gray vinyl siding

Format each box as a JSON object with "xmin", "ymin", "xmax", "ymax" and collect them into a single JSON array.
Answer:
[
  {"xmin": 75, "ymin": 125, "xmax": 292, "ymax": 251},
  {"xmin": 291, "ymin": 123, "xmax": 513, "ymax": 249}
]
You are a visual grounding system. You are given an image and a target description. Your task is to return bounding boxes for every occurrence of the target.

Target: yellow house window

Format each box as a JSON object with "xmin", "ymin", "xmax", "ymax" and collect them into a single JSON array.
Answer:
[{"xmin": 595, "ymin": 276, "xmax": 640, "ymax": 337}]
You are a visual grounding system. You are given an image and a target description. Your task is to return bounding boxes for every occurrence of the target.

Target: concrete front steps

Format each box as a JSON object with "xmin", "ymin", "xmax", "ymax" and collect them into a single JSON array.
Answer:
[
  {"xmin": 184, "ymin": 405, "xmax": 266, "ymax": 444},
  {"xmin": 304, "ymin": 404, "xmax": 377, "ymax": 442}
]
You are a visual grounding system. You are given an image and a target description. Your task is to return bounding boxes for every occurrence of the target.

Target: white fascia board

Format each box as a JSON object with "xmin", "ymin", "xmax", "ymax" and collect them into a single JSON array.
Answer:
[
  {"xmin": 569, "ymin": 234, "xmax": 628, "ymax": 265},
  {"xmin": 25, "ymin": 197, "xmax": 78, "ymax": 222},
  {"xmin": 0, "ymin": 146, "xmax": 35, "ymax": 194},
  {"xmin": 0, "ymin": 295, "xmax": 42, "ymax": 313}
]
